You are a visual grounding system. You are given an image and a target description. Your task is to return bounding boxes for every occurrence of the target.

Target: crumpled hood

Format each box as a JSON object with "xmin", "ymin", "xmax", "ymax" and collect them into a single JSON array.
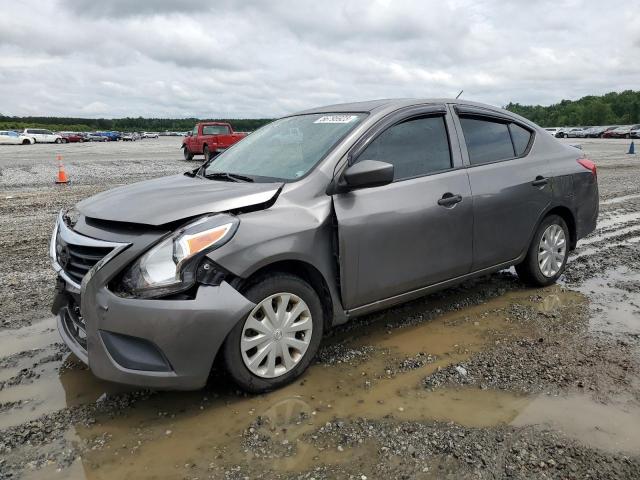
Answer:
[{"xmin": 77, "ymin": 174, "xmax": 282, "ymax": 226}]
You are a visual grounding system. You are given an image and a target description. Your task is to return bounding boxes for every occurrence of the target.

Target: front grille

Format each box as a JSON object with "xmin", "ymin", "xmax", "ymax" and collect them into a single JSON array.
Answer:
[
  {"xmin": 62, "ymin": 302, "xmax": 88, "ymax": 352},
  {"xmin": 56, "ymin": 235, "xmax": 112, "ymax": 285}
]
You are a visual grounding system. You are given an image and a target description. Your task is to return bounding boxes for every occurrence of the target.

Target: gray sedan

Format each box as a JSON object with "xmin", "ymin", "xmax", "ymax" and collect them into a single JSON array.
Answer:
[{"xmin": 50, "ymin": 99, "xmax": 599, "ymax": 392}]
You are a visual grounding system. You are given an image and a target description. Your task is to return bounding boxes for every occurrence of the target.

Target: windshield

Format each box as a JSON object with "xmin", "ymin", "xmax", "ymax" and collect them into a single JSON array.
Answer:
[{"xmin": 204, "ymin": 113, "xmax": 364, "ymax": 181}]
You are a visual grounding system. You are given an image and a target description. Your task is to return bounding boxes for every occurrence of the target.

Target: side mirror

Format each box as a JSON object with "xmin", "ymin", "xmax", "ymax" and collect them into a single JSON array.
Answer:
[
  {"xmin": 343, "ymin": 160, "xmax": 394, "ymax": 190},
  {"xmin": 187, "ymin": 131, "xmax": 193, "ymax": 137}
]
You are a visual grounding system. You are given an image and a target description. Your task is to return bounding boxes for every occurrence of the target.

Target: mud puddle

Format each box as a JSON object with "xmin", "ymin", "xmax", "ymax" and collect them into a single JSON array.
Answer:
[
  {"xmin": 572, "ymin": 265, "xmax": 640, "ymax": 334},
  {"xmin": 16, "ymin": 286, "xmax": 633, "ymax": 480}
]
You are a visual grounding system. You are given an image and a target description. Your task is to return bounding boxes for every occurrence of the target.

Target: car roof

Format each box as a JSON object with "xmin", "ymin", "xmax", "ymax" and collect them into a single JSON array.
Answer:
[{"xmin": 291, "ymin": 98, "xmax": 536, "ymax": 127}]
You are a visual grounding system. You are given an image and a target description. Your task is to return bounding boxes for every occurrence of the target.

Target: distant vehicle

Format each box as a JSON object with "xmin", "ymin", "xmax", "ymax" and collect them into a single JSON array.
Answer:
[
  {"xmin": 631, "ymin": 126, "xmax": 640, "ymax": 138},
  {"xmin": 607, "ymin": 125, "xmax": 640, "ymax": 139},
  {"xmin": 0, "ymin": 130, "xmax": 35, "ymax": 145},
  {"xmin": 182, "ymin": 122, "xmax": 248, "ymax": 161},
  {"xmin": 60, "ymin": 132, "xmax": 85, "ymax": 143},
  {"xmin": 557, "ymin": 127, "xmax": 585, "ymax": 138},
  {"xmin": 584, "ymin": 126, "xmax": 612, "ymax": 138},
  {"xmin": 86, "ymin": 133, "xmax": 109, "ymax": 142},
  {"xmin": 96, "ymin": 131, "xmax": 121, "ymax": 141},
  {"xmin": 575, "ymin": 127, "xmax": 593, "ymax": 138},
  {"xmin": 142, "ymin": 132, "xmax": 159, "ymax": 139},
  {"xmin": 22, "ymin": 128, "xmax": 63, "ymax": 143},
  {"xmin": 122, "ymin": 132, "xmax": 140, "ymax": 141},
  {"xmin": 544, "ymin": 128, "xmax": 561, "ymax": 136}
]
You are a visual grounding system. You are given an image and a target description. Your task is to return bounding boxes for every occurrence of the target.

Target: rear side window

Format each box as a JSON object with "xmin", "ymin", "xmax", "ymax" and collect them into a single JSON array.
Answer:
[
  {"xmin": 509, "ymin": 123, "xmax": 532, "ymax": 156},
  {"xmin": 358, "ymin": 116, "xmax": 451, "ymax": 181},
  {"xmin": 460, "ymin": 118, "xmax": 513, "ymax": 165},
  {"xmin": 460, "ymin": 117, "xmax": 533, "ymax": 165}
]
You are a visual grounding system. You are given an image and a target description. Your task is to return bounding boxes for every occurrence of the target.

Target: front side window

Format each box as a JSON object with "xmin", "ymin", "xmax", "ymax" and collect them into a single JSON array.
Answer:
[
  {"xmin": 202, "ymin": 125, "xmax": 231, "ymax": 135},
  {"xmin": 204, "ymin": 113, "xmax": 364, "ymax": 181},
  {"xmin": 357, "ymin": 116, "xmax": 451, "ymax": 181},
  {"xmin": 460, "ymin": 117, "xmax": 515, "ymax": 165}
]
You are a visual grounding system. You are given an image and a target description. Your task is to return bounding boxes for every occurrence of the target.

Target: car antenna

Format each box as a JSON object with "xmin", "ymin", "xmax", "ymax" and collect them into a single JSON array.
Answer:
[{"xmin": 456, "ymin": 90, "xmax": 464, "ymax": 99}]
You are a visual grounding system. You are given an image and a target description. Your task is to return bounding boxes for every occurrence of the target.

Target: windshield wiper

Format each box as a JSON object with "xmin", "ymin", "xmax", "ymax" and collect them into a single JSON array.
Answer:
[{"xmin": 204, "ymin": 172, "xmax": 254, "ymax": 183}]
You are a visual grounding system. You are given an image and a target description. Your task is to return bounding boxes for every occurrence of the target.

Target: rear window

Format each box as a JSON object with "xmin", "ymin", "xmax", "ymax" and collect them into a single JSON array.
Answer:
[{"xmin": 202, "ymin": 125, "xmax": 231, "ymax": 135}]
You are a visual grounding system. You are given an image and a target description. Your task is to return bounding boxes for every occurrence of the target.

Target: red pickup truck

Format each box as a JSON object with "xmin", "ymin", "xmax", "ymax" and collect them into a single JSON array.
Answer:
[{"xmin": 181, "ymin": 122, "xmax": 247, "ymax": 161}]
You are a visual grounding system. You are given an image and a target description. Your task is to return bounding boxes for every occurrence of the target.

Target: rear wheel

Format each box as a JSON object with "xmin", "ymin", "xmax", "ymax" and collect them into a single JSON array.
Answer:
[
  {"xmin": 516, "ymin": 214, "xmax": 569, "ymax": 287},
  {"xmin": 55, "ymin": 138, "xmax": 62, "ymax": 144},
  {"xmin": 183, "ymin": 147, "xmax": 193, "ymax": 161},
  {"xmin": 222, "ymin": 273, "xmax": 324, "ymax": 393},
  {"xmin": 22, "ymin": 139, "xmax": 30, "ymax": 145}
]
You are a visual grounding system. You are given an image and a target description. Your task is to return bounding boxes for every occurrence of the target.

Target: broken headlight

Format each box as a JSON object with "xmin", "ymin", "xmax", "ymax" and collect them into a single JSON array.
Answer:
[{"xmin": 120, "ymin": 214, "xmax": 238, "ymax": 298}]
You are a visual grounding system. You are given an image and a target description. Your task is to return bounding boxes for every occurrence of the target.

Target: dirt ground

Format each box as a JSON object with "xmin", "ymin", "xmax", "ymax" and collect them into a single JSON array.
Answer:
[{"xmin": 0, "ymin": 137, "xmax": 639, "ymax": 479}]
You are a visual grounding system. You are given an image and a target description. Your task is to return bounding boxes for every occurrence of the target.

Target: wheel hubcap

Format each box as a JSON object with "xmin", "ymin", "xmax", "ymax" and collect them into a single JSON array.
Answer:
[
  {"xmin": 538, "ymin": 224, "xmax": 566, "ymax": 278},
  {"xmin": 240, "ymin": 293, "xmax": 313, "ymax": 378}
]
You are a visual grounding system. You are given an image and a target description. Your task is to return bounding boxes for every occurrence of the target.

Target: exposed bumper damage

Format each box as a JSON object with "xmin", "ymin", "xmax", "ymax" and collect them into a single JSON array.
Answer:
[{"xmin": 51, "ymin": 212, "xmax": 255, "ymax": 390}]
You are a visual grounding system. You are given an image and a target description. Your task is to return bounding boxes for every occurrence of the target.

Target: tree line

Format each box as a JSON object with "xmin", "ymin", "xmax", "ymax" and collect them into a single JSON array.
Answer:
[
  {"xmin": 2, "ymin": 90, "xmax": 639, "ymax": 132},
  {"xmin": 506, "ymin": 90, "xmax": 640, "ymax": 127},
  {"xmin": 0, "ymin": 116, "xmax": 272, "ymax": 133}
]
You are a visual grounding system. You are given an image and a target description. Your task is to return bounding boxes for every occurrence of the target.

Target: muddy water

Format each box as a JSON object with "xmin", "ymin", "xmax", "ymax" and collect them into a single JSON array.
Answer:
[{"xmin": 13, "ymin": 286, "xmax": 636, "ymax": 479}]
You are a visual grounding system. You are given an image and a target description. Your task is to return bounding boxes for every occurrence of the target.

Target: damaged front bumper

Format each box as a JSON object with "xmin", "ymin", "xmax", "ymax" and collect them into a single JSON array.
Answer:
[{"xmin": 50, "ymin": 213, "xmax": 254, "ymax": 390}]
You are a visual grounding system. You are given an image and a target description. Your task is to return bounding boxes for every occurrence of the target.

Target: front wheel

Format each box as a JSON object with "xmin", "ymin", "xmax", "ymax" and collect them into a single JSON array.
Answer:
[
  {"xmin": 516, "ymin": 214, "xmax": 569, "ymax": 287},
  {"xmin": 55, "ymin": 138, "xmax": 62, "ymax": 144},
  {"xmin": 222, "ymin": 273, "xmax": 324, "ymax": 393},
  {"xmin": 183, "ymin": 147, "xmax": 193, "ymax": 161}
]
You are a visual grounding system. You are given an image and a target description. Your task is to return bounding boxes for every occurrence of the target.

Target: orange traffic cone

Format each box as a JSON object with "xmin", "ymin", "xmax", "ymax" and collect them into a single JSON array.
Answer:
[{"xmin": 55, "ymin": 155, "xmax": 69, "ymax": 184}]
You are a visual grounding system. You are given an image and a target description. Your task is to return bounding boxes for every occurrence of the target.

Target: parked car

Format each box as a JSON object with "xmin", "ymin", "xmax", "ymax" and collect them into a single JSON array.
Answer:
[
  {"xmin": 558, "ymin": 127, "xmax": 586, "ymax": 138},
  {"xmin": 607, "ymin": 125, "xmax": 640, "ymax": 139},
  {"xmin": 584, "ymin": 126, "xmax": 610, "ymax": 138},
  {"xmin": 50, "ymin": 99, "xmax": 599, "ymax": 392},
  {"xmin": 182, "ymin": 122, "xmax": 248, "ymax": 161},
  {"xmin": 122, "ymin": 132, "xmax": 140, "ymax": 141},
  {"xmin": 60, "ymin": 132, "xmax": 85, "ymax": 143},
  {"xmin": 22, "ymin": 128, "xmax": 63, "ymax": 143},
  {"xmin": 96, "ymin": 131, "xmax": 121, "ymax": 141},
  {"xmin": 574, "ymin": 127, "xmax": 593, "ymax": 138},
  {"xmin": 544, "ymin": 128, "xmax": 561, "ymax": 136},
  {"xmin": 630, "ymin": 126, "xmax": 640, "ymax": 138},
  {"xmin": 0, "ymin": 130, "xmax": 35, "ymax": 145},
  {"xmin": 142, "ymin": 132, "xmax": 159, "ymax": 138},
  {"xmin": 85, "ymin": 132, "xmax": 108, "ymax": 142}
]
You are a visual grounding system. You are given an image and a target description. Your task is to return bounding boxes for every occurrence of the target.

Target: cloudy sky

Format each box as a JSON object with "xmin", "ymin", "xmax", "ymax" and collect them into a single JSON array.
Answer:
[{"xmin": 0, "ymin": 0, "xmax": 638, "ymax": 118}]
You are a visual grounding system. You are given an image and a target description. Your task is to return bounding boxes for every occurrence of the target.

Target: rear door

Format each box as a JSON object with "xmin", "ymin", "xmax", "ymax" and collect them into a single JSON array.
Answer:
[
  {"xmin": 453, "ymin": 106, "xmax": 552, "ymax": 270},
  {"xmin": 333, "ymin": 106, "xmax": 473, "ymax": 309}
]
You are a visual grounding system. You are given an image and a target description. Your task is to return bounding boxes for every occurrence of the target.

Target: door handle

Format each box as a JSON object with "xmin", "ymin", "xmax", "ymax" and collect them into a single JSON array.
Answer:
[
  {"xmin": 532, "ymin": 176, "xmax": 548, "ymax": 187},
  {"xmin": 437, "ymin": 193, "xmax": 463, "ymax": 207}
]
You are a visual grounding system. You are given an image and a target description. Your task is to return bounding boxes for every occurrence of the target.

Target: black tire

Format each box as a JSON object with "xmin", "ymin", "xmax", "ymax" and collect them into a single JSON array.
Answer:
[
  {"xmin": 222, "ymin": 273, "xmax": 324, "ymax": 393},
  {"xmin": 55, "ymin": 138, "xmax": 62, "ymax": 144},
  {"xmin": 563, "ymin": 133, "xmax": 568, "ymax": 138},
  {"xmin": 203, "ymin": 145, "xmax": 210, "ymax": 162},
  {"xmin": 22, "ymin": 139, "xmax": 30, "ymax": 145},
  {"xmin": 183, "ymin": 147, "xmax": 193, "ymax": 161},
  {"xmin": 625, "ymin": 134, "xmax": 630, "ymax": 139},
  {"xmin": 516, "ymin": 214, "xmax": 569, "ymax": 287}
]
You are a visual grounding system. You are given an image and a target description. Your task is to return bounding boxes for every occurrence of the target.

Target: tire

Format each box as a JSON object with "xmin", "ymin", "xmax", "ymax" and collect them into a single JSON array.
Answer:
[
  {"xmin": 516, "ymin": 214, "xmax": 569, "ymax": 287},
  {"xmin": 203, "ymin": 145, "xmax": 210, "ymax": 162},
  {"xmin": 222, "ymin": 273, "xmax": 324, "ymax": 393},
  {"xmin": 22, "ymin": 139, "xmax": 30, "ymax": 145},
  {"xmin": 563, "ymin": 133, "xmax": 568, "ymax": 138},
  {"xmin": 183, "ymin": 147, "xmax": 193, "ymax": 161},
  {"xmin": 625, "ymin": 134, "xmax": 630, "ymax": 139},
  {"xmin": 55, "ymin": 138, "xmax": 62, "ymax": 144}
]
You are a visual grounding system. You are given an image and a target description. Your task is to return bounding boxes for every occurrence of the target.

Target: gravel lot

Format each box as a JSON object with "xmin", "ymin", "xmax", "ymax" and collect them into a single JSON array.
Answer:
[{"xmin": 1, "ymin": 137, "xmax": 639, "ymax": 479}]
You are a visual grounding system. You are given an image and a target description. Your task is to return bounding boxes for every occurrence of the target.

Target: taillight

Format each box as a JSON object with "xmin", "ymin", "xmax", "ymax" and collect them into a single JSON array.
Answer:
[{"xmin": 577, "ymin": 158, "xmax": 597, "ymax": 178}]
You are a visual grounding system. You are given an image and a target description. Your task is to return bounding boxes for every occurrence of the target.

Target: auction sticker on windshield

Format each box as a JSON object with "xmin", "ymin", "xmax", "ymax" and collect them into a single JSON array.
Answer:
[{"xmin": 314, "ymin": 115, "xmax": 359, "ymax": 124}]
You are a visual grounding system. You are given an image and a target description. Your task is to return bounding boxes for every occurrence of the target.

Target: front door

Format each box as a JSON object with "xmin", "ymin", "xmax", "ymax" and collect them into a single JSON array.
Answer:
[{"xmin": 333, "ymin": 111, "xmax": 473, "ymax": 310}]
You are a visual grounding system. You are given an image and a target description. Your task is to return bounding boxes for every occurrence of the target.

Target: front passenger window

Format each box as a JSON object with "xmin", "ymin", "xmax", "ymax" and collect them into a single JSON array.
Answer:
[{"xmin": 357, "ymin": 116, "xmax": 451, "ymax": 181}]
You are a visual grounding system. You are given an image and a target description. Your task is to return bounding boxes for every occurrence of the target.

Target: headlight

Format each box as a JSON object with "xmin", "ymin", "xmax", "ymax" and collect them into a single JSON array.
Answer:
[{"xmin": 120, "ymin": 214, "xmax": 238, "ymax": 298}]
